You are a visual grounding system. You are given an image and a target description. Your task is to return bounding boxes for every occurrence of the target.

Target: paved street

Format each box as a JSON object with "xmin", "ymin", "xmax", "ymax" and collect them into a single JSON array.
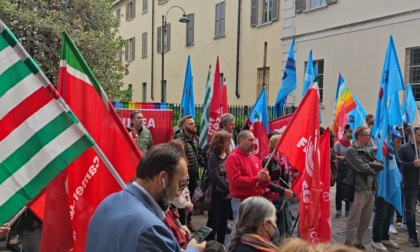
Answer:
[{"xmin": 191, "ymin": 186, "xmax": 420, "ymax": 251}]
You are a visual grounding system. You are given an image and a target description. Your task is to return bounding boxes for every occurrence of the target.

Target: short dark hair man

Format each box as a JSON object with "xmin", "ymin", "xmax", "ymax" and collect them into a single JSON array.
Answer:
[
  {"xmin": 86, "ymin": 143, "xmax": 205, "ymax": 251},
  {"xmin": 397, "ymin": 125, "xmax": 420, "ymax": 247},
  {"xmin": 131, "ymin": 111, "xmax": 153, "ymax": 153}
]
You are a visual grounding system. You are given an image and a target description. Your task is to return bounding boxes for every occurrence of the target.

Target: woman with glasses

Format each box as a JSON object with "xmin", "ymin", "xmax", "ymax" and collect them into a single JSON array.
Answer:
[
  {"xmin": 205, "ymin": 131, "xmax": 232, "ymax": 244},
  {"xmin": 334, "ymin": 124, "xmax": 353, "ymax": 218},
  {"xmin": 228, "ymin": 196, "xmax": 279, "ymax": 252}
]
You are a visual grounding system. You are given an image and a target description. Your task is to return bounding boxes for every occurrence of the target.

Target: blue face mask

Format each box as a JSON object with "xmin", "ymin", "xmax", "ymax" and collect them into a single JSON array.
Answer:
[{"xmin": 267, "ymin": 221, "xmax": 280, "ymax": 242}]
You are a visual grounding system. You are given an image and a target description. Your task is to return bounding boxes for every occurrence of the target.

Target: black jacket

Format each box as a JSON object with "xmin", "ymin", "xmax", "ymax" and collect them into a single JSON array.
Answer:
[{"xmin": 397, "ymin": 142, "xmax": 420, "ymax": 189}]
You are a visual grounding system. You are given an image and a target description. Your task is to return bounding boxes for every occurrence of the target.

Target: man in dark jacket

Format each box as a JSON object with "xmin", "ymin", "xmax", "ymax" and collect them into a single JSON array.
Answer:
[
  {"xmin": 174, "ymin": 116, "xmax": 199, "ymax": 229},
  {"xmin": 344, "ymin": 126, "xmax": 383, "ymax": 250},
  {"xmin": 397, "ymin": 125, "xmax": 420, "ymax": 247}
]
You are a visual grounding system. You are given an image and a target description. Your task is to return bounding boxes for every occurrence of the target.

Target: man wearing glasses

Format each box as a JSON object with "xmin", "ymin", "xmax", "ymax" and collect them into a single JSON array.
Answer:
[
  {"xmin": 397, "ymin": 125, "xmax": 420, "ymax": 247},
  {"xmin": 86, "ymin": 143, "xmax": 205, "ymax": 252},
  {"xmin": 344, "ymin": 126, "xmax": 383, "ymax": 250}
]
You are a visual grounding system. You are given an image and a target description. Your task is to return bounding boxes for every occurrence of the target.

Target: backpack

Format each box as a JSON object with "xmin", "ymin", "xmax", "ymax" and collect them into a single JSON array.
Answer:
[{"xmin": 336, "ymin": 159, "xmax": 356, "ymax": 202}]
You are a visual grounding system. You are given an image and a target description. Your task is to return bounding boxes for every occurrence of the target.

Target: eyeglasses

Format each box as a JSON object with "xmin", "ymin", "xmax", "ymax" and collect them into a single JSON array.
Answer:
[
  {"xmin": 363, "ymin": 134, "xmax": 372, "ymax": 138},
  {"xmin": 171, "ymin": 173, "xmax": 189, "ymax": 191}
]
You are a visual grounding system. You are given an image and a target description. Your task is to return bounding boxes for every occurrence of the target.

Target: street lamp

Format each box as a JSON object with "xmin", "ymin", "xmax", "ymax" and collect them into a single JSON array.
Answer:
[{"xmin": 161, "ymin": 6, "xmax": 190, "ymax": 103}]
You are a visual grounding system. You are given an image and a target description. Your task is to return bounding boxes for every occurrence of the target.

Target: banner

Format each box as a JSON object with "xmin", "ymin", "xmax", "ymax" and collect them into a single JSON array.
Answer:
[
  {"xmin": 269, "ymin": 114, "xmax": 293, "ymax": 133},
  {"xmin": 118, "ymin": 109, "xmax": 173, "ymax": 144}
]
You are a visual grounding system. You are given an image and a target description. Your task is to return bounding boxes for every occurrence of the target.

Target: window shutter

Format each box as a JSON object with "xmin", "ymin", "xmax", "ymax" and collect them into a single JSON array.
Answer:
[
  {"xmin": 186, "ymin": 14, "xmax": 194, "ymax": 45},
  {"xmin": 133, "ymin": 0, "xmax": 136, "ymax": 18},
  {"xmin": 157, "ymin": 26, "xmax": 161, "ymax": 53},
  {"xmin": 215, "ymin": 3, "xmax": 220, "ymax": 36},
  {"xmin": 125, "ymin": 43, "xmax": 128, "ymax": 60},
  {"xmin": 220, "ymin": 2, "xmax": 225, "ymax": 35},
  {"xmin": 251, "ymin": 0, "xmax": 258, "ymax": 27},
  {"xmin": 143, "ymin": 0, "xmax": 148, "ymax": 12},
  {"xmin": 131, "ymin": 37, "xmax": 135, "ymax": 60},
  {"xmin": 272, "ymin": 0, "xmax": 279, "ymax": 21},
  {"xmin": 326, "ymin": 0, "xmax": 337, "ymax": 4},
  {"xmin": 166, "ymin": 23, "xmax": 171, "ymax": 51},
  {"xmin": 295, "ymin": 0, "xmax": 306, "ymax": 13},
  {"xmin": 126, "ymin": 3, "xmax": 129, "ymax": 20}
]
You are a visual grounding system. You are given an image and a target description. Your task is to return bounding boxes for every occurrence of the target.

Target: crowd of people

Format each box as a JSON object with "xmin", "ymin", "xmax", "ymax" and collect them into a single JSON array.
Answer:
[{"xmin": 2, "ymin": 112, "xmax": 420, "ymax": 252}]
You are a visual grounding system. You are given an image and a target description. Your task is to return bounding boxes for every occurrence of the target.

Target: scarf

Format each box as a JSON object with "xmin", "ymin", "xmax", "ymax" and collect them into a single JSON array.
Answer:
[
  {"xmin": 339, "ymin": 138, "xmax": 351, "ymax": 147},
  {"xmin": 240, "ymin": 233, "xmax": 278, "ymax": 252},
  {"xmin": 271, "ymin": 153, "xmax": 290, "ymax": 174}
]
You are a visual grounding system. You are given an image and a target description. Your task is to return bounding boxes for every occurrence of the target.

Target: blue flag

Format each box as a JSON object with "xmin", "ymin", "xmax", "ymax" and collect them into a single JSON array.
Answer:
[
  {"xmin": 347, "ymin": 93, "xmax": 367, "ymax": 131},
  {"xmin": 274, "ymin": 38, "xmax": 296, "ymax": 118},
  {"xmin": 248, "ymin": 87, "xmax": 269, "ymax": 132},
  {"xmin": 181, "ymin": 55, "xmax": 196, "ymax": 119},
  {"xmin": 401, "ymin": 83, "xmax": 417, "ymax": 124},
  {"xmin": 301, "ymin": 50, "xmax": 314, "ymax": 98},
  {"xmin": 374, "ymin": 36, "xmax": 404, "ymax": 214}
]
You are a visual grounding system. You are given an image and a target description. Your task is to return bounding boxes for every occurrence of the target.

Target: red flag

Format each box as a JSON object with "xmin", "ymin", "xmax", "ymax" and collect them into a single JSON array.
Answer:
[
  {"xmin": 221, "ymin": 78, "xmax": 228, "ymax": 114},
  {"xmin": 319, "ymin": 128, "xmax": 332, "ymax": 242},
  {"xmin": 275, "ymin": 87, "xmax": 322, "ymax": 243},
  {"xmin": 207, "ymin": 57, "xmax": 222, "ymax": 141},
  {"xmin": 336, "ymin": 101, "xmax": 348, "ymax": 141},
  {"xmin": 268, "ymin": 113, "xmax": 293, "ymax": 133},
  {"xmin": 40, "ymin": 32, "xmax": 142, "ymax": 251}
]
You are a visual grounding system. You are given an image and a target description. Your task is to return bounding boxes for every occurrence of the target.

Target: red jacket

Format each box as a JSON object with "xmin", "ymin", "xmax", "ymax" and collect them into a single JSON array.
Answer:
[{"xmin": 226, "ymin": 148, "xmax": 270, "ymax": 200}]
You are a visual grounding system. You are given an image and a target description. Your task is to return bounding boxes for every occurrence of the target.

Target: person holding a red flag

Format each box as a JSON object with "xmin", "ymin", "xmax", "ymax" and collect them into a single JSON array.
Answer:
[
  {"xmin": 344, "ymin": 126, "xmax": 383, "ymax": 250},
  {"xmin": 226, "ymin": 130, "xmax": 271, "ymax": 221}
]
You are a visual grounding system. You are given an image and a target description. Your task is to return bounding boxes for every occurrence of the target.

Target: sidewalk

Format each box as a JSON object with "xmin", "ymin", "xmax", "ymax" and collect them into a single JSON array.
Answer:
[{"xmin": 191, "ymin": 186, "xmax": 420, "ymax": 251}]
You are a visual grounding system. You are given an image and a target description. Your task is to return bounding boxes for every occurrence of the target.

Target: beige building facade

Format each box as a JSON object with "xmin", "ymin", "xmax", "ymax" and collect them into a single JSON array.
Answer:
[
  {"xmin": 113, "ymin": 0, "xmax": 420, "ymax": 128},
  {"xmin": 283, "ymin": 0, "xmax": 420, "ymax": 126},
  {"xmin": 112, "ymin": 0, "xmax": 284, "ymax": 106}
]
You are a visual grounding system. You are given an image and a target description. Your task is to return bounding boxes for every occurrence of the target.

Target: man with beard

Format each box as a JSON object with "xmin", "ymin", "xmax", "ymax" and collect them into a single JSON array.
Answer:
[
  {"xmin": 174, "ymin": 116, "xmax": 200, "ymax": 229},
  {"xmin": 226, "ymin": 130, "xmax": 271, "ymax": 221},
  {"xmin": 131, "ymin": 111, "xmax": 153, "ymax": 153},
  {"xmin": 86, "ymin": 143, "xmax": 205, "ymax": 252}
]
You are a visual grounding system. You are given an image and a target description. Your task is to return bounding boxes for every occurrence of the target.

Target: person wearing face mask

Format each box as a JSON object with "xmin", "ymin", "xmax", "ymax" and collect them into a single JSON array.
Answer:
[
  {"xmin": 228, "ymin": 196, "xmax": 279, "ymax": 252},
  {"xmin": 86, "ymin": 143, "xmax": 205, "ymax": 252}
]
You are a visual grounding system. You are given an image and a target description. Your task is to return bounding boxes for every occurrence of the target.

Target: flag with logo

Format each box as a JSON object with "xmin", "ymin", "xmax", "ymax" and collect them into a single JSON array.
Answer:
[
  {"xmin": 332, "ymin": 74, "xmax": 356, "ymax": 137},
  {"xmin": 373, "ymin": 36, "xmax": 404, "ymax": 214},
  {"xmin": 40, "ymin": 31, "xmax": 142, "ymax": 251},
  {"xmin": 319, "ymin": 128, "xmax": 332, "ymax": 242},
  {"xmin": 207, "ymin": 56, "xmax": 222, "ymax": 141},
  {"xmin": 246, "ymin": 87, "xmax": 269, "ymax": 160},
  {"xmin": 274, "ymin": 38, "xmax": 296, "ymax": 118},
  {"xmin": 401, "ymin": 83, "xmax": 417, "ymax": 124},
  {"xmin": 181, "ymin": 55, "xmax": 195, "ymax": 119},
  {"xmin": 347, "ymin": 93, "xmax": 367, "ymax": 131},
  {"xmin": 337, "ymin": 101, "xmax": 348, "ymax": 141},
  {"xmin": 0, "ymin": 21, "xmax": 93, "ymax": 226},
  {"xmin": 199, "ymin": 65, "xmax": 212, "ymax": 149},
  {"xmin": 275, "ymin": 84, "xmax": 322, "ymax": 243},
  {"xmin": 301, "ymin": 50, "xmax": 314, "ymax": 97}
]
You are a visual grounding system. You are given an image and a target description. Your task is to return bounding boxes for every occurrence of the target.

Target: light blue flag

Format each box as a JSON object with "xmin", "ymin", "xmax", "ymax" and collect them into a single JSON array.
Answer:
[
  {"xmin": 401, "ymin": 83, "xmax": 417, "ymax": 124},
  {"xmin": 347, "ymin": 93, "xmax": 367, "ymax": 131},
  {"xmin": 274, "ymin": 38, "xmax": 296, "ymax": 118},
  {"xmin": 301, "ymin": 50, "xmax": 314, "ymax": 98},
  {"xmin": 389, "ymin": 92, "xmax": 402, "ymax": 128},
  {"xmin": 181, "ymin": 55, "xmax": 196, "ymax": 119},
  {"xmin": 374, "ymin": 36, "xmax": 404, "ymax": 214},
  {"xmin": 248, "ymin": 87, "xmax": 269, "ymax": 132}
]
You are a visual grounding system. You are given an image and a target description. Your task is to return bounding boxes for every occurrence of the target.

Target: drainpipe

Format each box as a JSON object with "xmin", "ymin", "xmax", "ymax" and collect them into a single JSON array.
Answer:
[
  {"xmin": 150, "ymin": 0, "xmax": 155, "ymax": 100},
  {"xmin": 235, "ymin": 0, "xmax": 242, "ymax": 98}
]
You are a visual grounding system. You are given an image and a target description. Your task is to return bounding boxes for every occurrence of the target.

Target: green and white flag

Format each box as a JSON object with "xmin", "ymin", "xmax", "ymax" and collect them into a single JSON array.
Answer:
[
  {"xmin": 0, "ymin": 20, "xmax": 93, "ymax": 225},
  {"xmin": 199, "ymin": 66, "xmax": 212, "ymax": 149}
]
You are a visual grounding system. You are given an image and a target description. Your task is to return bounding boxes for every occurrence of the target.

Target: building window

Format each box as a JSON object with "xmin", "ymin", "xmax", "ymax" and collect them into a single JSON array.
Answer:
[
  {"xmin": 296, "ymin": 0, "xmax": 337, "ymax": 13},
  {"xmin": 215, "ymin": 2, "xmax": 225, "ymax": 38},
  {"xmin": 126, "ymin": 0, "xmax": 136, "ymax": 20},
  {"xmin": 406, "ymin": 47, "xmax": 420, "ymax": 100},
  {"xmin": 157, "ymin": 23, "xmax": 171, "ymax": 53},
  {"xmin": 142, "ymin": 32, "xmax": 147, "ymax": 57},
  {"xmin": 117, "ymin": 48, "xmax": 122, "ymax": 61},
  {"xmin": 186, "ymin": 14, "xmax": 194, "ymax": 45},
  {"xmin": 142, "ymin": 83, "xmax": 147, "ymax": 102},
  {"xmin": 116, "ymin": 9, "xmax": 121, "ymax": 23},
  {"xmin": 251, "ymin": 0, "xmax": 279, "ymax": 27},
  {"xmin": 305, "ymin": 59, "xmax": 324, "ymax": 102},
  {"xmin": 128, "ymin": 84, "xmax": 133, "ymax": 101},
  {"xmin": 309, "ymin": 0, "xmax": 326, "ymax": 9},
  {"xmin": 125, "ymin": 37, "xmax": 135, "ymax": 61},
  {"xmin": 257, "ymin": 67, "xmax": 270, "ymax": 98},
  {"xmin": 142, "ymin": 0, "xmax": 148, "ymax": 12}
]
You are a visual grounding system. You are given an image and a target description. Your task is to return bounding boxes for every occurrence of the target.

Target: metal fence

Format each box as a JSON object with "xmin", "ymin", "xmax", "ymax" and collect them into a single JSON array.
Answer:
[{"xmin": 167, "ymin": 103, "xmax": 296, "ymax": 133}]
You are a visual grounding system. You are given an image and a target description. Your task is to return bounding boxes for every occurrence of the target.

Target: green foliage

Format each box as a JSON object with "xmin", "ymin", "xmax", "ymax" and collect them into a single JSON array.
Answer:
[{"xmin": 0, "ymin": 0, "xmax": 130, "ymax": 100}]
